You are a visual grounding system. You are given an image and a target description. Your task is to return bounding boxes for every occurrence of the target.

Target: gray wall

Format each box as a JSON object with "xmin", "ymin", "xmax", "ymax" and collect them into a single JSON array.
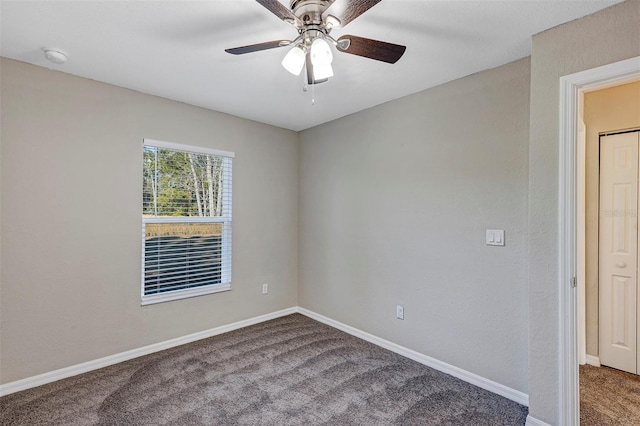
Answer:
[
  {"xmin": 299, "ymin": 58, "xmax": 531, "ymax": 393},
  {"xmin": 0, "ymin": 58, "xmax": 299, "ymax": 383},
  {"xmin": 528, "ymin": 1, "xmax": 640, "ymax": 423},
  {"xmin": 584, "ymin": 81, "xmax": 640, "ymax": 357}
]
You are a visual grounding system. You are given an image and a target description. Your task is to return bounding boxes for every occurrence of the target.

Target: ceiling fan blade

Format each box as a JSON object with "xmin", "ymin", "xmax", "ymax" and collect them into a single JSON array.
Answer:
[
  {"xmin": 324, "ymin": 0, "xmax": 382, "ymax": 27},
  {"xmin": 225, "ymin": 40, "xmax": 290, "ymax": 55},
  {"xmin": 255, "ymin": 0, "xmax": 301, "ymax": 25},
  {"xmin": 337, "ymin": 35, "xmax": 405, "ymax": 64}
]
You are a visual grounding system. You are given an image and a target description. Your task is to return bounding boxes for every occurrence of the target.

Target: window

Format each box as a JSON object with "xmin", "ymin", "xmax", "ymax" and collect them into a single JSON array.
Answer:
[{"xmin": 142, "ymin": 139, "xmax": 233, "ymax": 305}]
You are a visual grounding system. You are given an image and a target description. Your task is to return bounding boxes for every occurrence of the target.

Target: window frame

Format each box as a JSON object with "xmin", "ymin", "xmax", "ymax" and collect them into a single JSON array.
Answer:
[{"xmin": 141, "ymin": 138, "xmax": 234, "ymax": 305}]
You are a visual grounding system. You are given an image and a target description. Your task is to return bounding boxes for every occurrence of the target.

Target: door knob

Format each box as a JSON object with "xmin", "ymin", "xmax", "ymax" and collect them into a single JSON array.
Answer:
[{"xmin": 616, "ymin": 262, "xmax": 627, "ymax": 268}]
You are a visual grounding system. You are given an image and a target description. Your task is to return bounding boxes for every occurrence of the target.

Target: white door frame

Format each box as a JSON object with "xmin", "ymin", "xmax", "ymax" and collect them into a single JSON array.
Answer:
[{"xmin": 559, "ymin": 56, "xmax": 640, "ymax": 425}]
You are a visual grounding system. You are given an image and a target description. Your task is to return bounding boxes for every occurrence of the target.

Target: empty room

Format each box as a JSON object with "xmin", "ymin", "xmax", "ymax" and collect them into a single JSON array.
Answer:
[{"xmin": 1, "ymin": 1, "xmax": 639, "ymax": 425}]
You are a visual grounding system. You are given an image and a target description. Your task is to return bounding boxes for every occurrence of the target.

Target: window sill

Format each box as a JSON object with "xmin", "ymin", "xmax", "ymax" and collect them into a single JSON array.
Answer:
[{"xmin": 141, "ymin": 283, "xmax": 231, "ymax": 306}]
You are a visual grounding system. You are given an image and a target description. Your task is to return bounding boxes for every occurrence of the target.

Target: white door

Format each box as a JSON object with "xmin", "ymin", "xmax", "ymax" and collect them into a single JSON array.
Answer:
[{"xmin": 599, "ymin": 132, "xmax": 640, "ymax": 374}]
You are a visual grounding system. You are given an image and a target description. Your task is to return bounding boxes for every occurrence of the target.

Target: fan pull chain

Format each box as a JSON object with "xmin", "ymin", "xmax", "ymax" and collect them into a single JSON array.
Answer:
[
  {"xmin": 302, "ymin": 81, "xmax": 316, "ymax": 106},
  {"xmin": 301, "ymin": 67, "xmax": 315, "ymax": 106}
]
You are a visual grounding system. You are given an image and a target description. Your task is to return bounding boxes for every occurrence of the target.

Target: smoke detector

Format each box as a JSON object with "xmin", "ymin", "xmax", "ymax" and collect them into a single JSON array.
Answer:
[{"xmin": 43, "ymin": 48, "xmax": 68, "ymax": 64}]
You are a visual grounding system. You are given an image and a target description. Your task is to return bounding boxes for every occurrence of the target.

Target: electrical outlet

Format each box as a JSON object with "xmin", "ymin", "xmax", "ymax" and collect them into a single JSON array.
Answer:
[
  {"xmin": 262, "ymin": 283, "xmax": 268, "ymax": 294},
  {"xmin": 396, "ymin": 305, "xmax": 404, "ymax": 320}
]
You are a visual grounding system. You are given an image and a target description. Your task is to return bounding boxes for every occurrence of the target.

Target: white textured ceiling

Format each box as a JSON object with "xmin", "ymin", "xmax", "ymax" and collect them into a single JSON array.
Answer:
[{"xmin": 0, "ymin": 0, "xmax": 625, "ymax": 131}]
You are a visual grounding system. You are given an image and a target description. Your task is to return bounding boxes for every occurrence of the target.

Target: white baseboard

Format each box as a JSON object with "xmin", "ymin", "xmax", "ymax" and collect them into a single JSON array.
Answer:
[
  {"xmin": 1, "ymin": 305, "xmax": 530, "ymax": 410},
  {"xmin": 525, "ymin": 415, "xmax": 552, "ymax": 426},
  {"xmin": 296, "ymin": 307, "xmax": 529, "ymax": 407},
  {"xmin": 585, "ymin": 355, "xmax": 601, "ymax": 367},
  {"xmin": 0, "ymin": 307, "xmax": 297, "ymax": 397}
]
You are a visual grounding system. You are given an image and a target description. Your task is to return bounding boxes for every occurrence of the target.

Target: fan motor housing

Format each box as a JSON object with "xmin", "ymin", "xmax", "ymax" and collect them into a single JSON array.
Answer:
[{"xmin": 290, "ymin": 0, "xmax": 331, "ymax": 24}]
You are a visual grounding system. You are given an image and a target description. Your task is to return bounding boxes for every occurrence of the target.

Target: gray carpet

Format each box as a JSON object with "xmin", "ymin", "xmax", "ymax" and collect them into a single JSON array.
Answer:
[
  {"xmin": 580, "ymin": 364, "xmax": 640, "ymax": 425},
  {"xmin": 0, "ymin": 314, "xmax": 527, "ymax": 425}
]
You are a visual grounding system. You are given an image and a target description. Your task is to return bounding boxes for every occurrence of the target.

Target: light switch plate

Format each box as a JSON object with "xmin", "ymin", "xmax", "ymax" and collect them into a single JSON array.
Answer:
[{"xmin": 486, "ymin": 230, "xmax": 505, "ymax": 246}]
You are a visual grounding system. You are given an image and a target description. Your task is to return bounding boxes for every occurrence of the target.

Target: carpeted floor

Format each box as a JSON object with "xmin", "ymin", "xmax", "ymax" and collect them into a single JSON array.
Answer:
[
  {"xmin": 580, "ymin": 364, "xmax": 640, "ymax": 425},
  {"xmin": 0, "ymin": 314, "xmax": 527, "ymax": 425}
]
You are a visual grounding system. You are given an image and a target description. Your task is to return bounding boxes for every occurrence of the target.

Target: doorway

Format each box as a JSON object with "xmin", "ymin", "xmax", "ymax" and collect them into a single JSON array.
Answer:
[
  {"xmin": 559, "ymin": 56, "xmax": 640, "ymax": 426},
  {"xmin": 598, "ymin": 130, "xmax": 640, "ymax": 375},
  {"xmin": 579, "ymin": 84, "xmax": 640, "ymax": 371}
]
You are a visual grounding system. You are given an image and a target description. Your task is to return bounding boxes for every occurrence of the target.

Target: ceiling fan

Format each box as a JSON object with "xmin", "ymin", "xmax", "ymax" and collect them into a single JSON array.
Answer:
[{"xmin": 225, "ymin": 0, "xmax": 406, "ymax": 84}]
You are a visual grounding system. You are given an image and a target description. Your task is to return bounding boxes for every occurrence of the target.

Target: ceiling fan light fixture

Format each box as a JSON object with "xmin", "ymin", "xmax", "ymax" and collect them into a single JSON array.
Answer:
[
  {"xmin": 226, "ymin": 0, "xmax": 407, "ymax": 84},
  {"xmin": 310, "ymin": 38, "xmax": 333, "ymax": 66},
  {"xmin": 281, "ymin": 46, "xmax": 306, "ymax": 76},
  {"xmin": 312, "ymin": 62, "xmax": 334, "ymax": 80}
]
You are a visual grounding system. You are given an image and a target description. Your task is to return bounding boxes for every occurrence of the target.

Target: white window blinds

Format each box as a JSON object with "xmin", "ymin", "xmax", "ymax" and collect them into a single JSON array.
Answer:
[{"xmin": 141, "ymin": 139, "xmax": 233, "ymax": 305}]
